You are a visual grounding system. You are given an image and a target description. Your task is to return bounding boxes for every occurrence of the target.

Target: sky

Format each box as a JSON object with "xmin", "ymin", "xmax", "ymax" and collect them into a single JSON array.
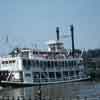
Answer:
[{"xmin": 0, "ymin": 0, "xmax": 100, "ymax": 54}]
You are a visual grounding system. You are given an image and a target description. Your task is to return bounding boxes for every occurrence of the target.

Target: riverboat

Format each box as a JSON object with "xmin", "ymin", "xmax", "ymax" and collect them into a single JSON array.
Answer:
[{"xmin": 0, "ymin": 25, "xmax": 89, "ymax": 86}]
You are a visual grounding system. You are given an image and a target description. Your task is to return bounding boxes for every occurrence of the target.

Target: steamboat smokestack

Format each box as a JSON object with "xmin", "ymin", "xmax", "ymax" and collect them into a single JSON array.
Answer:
[
  {"xmin": 56, "ymin": 27, "xmax": 60, "ymax": 41},
  {"xmin": 70, "ymin": 24, "xmax": 75, "ymax": 57}
]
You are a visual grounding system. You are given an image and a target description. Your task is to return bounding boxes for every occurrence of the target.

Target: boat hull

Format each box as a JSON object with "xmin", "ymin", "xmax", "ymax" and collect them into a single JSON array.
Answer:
[{"xmin": 0, "ymin": 77, "xmax": 90, "ymax": 87}]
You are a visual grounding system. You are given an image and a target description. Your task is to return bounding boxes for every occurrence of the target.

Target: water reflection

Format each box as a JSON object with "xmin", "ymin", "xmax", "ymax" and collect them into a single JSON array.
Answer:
[{"xmin": 0, "ymin": 81, "xmax": 99, "ymax": 98}]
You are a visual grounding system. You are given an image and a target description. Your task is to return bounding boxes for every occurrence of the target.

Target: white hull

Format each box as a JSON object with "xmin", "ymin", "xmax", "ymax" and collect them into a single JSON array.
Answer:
[{"xmin": 0, "ymin": 77, "xmax": 90, "ymax": 87}]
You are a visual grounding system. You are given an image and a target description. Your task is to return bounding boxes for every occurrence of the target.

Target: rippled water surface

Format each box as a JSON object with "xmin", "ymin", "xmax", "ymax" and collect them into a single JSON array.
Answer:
[{"xmin": 0, "ymin": 81, "xmax": 100, "ymax": 99}]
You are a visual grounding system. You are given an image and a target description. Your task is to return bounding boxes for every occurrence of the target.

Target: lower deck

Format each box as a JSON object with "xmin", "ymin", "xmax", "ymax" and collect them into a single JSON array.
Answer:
[
  {"xmin": 0, "ymin": 70, "xmax": 88, "ymax": 86},
  {"xmin": 32, "ymin": 70, "xmax": 87, "ymax": 83}
]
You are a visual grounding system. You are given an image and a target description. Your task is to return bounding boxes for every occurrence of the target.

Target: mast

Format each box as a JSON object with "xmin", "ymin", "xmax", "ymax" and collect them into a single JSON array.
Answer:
[{"xmin": 70, "ymin": 24, "xmax": 75, "ymax": 57}]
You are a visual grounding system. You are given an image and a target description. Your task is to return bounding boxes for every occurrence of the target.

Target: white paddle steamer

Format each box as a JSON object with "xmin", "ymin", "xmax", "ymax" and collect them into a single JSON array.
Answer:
[{"xmin": 0, "ymin": 25, "xmax": 89, "ymax": 86}]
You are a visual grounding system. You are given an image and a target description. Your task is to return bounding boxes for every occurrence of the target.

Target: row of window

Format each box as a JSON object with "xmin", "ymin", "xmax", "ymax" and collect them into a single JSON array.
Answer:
[
  {"xmin": 2, "ymin": 60, "xmax": 16, "ymax": 64},
  {"xmin": 32, "ymin": 71, "xmax": 80, "ymax": 79},
  {"xmin": 23, "ymin": 59, "xmax": 79, "ymax": 68}
]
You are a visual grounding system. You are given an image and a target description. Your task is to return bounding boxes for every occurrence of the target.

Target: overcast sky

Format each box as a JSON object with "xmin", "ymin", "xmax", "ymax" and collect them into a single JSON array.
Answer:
[{"xmin": 0, "ymin": 0, "xmax": 100, "ymax": 54}]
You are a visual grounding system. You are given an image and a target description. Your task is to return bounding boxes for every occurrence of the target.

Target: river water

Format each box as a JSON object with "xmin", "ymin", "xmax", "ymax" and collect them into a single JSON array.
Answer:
[{"xmin": 0, "ymin": 80, "xmax": 100, "ymax": 99}]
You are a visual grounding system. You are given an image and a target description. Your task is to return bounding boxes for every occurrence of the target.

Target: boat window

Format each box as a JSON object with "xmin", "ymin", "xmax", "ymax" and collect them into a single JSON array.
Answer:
[
  {"xmin": 36, "ymin": 60, "xmax": 39, "ymax": 67},
  {"xmin": 48, "ymin": 61, "xmax": 50, "ymax": 68},
  {"xmin": 25, "ymin": 73, "xmax": 31, "ymax": 77},
  {"xmin": 30, "ymin": 60, "xmax": 32, "ymax": 66},
  {"xmin": 76, "ymin": 70, "xmax": 79, "ymax": 75},
  {"xmin": 71, "ymin": 61, "xmax": 73, "ymax": 66},
  {"xmin": 12, "ymin": 60, "xmax": 15, "ymax": 63},
  {"xmin": 51, "ymin": 61, "xmax": 54, "ymax": 68},
  {"xmin": 2, "ymin": 61, "xmax": 5, "ymax": 64},
  {"xmin": 67, "ymin": 61, "xmax": 70, "ymax": 66},
  {"xmin": 0, "ymin": 71, "xmax": 9, "ymax": 81},
  {"xmin": 73, "ymin": 61, "xmax": 76, "ymax": 66},
  {"xmin": 5, "ymin": 61, "xmax": 8, "ymax": 64},
  {"xmin": 65, "ymin": 61, "xmax": 68, "ymax": 67},
  {"xmin": 54, "ymin": 61, "xmax": 57, "ymax": 67},
  {"xmin": 68, "ymin": 61, "xmax": 72, "ymax": 66},
  {"xmin": 62, "ymin": 61, "xmax": 64, "ymax": 67},
  {"xmin": 22, "ymin": 52, "xmax": 29, "ymax": 57},
  {"xmin": 49, "ymin": 72, "xmax": 55, "ymax": 79},
  {"xmin": 69, "ymin": 71, "xmax": 74, "ymax": 76},
  {"xmin": 40, "ymin": 61, "xmax": 43, "ymax": 68},
  {"xmin": 33, "ymin": 72, "xmax": 40, "ymax": 79},
  {"xmin": 63, "ymin": 71, "xmax": 68, "ymax": 77},
  {"xmin": 31, "ymin": 60, "xmax": 35, "ymax": 67},
  {"xmin": 41, "ymin": 72, "xmax": 47, "ymax": 79},
  {"xmin": 57, "ymin": 61, "xmax": 59, "ymax": 67},
  {"xmin": 43, "ymin": 61, "xmax": 45, "ymax": 68},
  {"xmin": 9, "ymin": 61, "xmax": 12, "ymax": 64},
  {"xmin": 56, "ymin": 61, "xmax": 63, "ymax": 68},
  {"xmin": 50, "ymin": 46, "xmax": 56, "ymax": 51},
  {"xmin": 80, "ymin": 60, "xmax": 82, "ymax": 63},
  {"xmin": 9, "ymin": 60, "xmax": 16, "ymax": 64},
  {"xmin": 28, "ymin": 60, "xmax": 31, "ymax": 66},
  {"xmin": 23, "ymin": 59, "xmax": 27, "ymax": 66},
  {"xmin": 78, "ymin": 60, "xmax": 83, "ymax": 65},
  {"xmin": 23, "ymin": 59, "xmax": 31, "ymax": 70},
  {"xmin": 58, "ymin": 61, "xmax": 61, "ymax": 67},
  {"xmin": 56, "ymin": 61, "xmax": 59, "ymax": 67},
  {"xmin": 44, "ymin": 61, "xmax": 47, "ymax": 67},
  {"xmin": 71, "ymin": 61, "xmax": 76, "ymax": 66},
  {"xmin": 56, "ymin": 72, "xmax": 61, "ymax": 79},
  {"xmin": 70, "ymin": 61, "xmax": 73, "ymax": 67},
  {"xmin": 2, "ymin": 61, "xmax": 8, "ymax": 64},
  {"xmin": 25, "ymin": 65, "xmax": 30, "ymax": 70},
  {"xmin": 33, "ymin": 72, "xmax": 40, "ymax": 82}
]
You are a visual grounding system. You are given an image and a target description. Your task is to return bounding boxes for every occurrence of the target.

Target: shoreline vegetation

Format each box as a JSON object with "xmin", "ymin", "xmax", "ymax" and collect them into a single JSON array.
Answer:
[{"xmin": 82, "ymin": 49, "xmax": 100, "ymax": 81}]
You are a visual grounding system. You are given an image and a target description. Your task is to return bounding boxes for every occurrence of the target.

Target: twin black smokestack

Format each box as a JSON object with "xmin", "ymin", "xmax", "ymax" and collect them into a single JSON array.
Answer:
[
  {"xmin": 56, "ymin": 25, "xmax": 75, "ymax": 57},
  {"xmin": 56, "ymin": 27, "xmax": 60, "ymax": 41},
  {"xmin": 70, "ymin": 24, "xmax": 75, "ymax": 57}
]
